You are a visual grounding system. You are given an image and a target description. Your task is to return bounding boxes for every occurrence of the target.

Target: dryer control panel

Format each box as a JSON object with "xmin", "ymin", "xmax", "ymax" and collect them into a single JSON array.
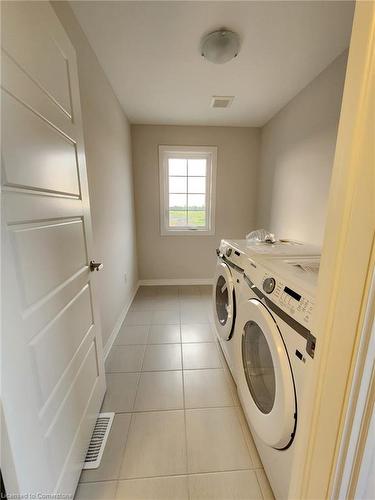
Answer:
[
  {"xmin": 245, "ymin": 260, "xmax": 315, "ymax": 329},
  {"xmin": 268, "ymin": 275, "xmax": 314, "ymax": 329},
  {"xmin": 243, "ymin": 258, "xmax": 317, "ymax": 358},
  {"xmin": 219, "ymin": 240, "xmax": 248, "ymax": 272}
]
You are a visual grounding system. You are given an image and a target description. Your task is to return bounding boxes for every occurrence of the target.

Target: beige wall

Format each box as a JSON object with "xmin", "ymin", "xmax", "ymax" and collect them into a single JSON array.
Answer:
[
  {"xmin": 132, "ymin": 125, "xmax": 260, "ymax": 280},
  {"xmin": 256, "ymin": 52, "xmax": 348, "ymax": 246},
  {"xmin": 52, "ymin": 2, "xmax": 347, "ymax": 291},
  {"xmin": 52, "ymin": 2, "xmax": 138, "ymax": 348}
]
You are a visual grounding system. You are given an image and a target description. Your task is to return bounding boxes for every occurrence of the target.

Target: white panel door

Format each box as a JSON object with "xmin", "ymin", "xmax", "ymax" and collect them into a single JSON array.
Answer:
[{"xmin": 1, "ymin": 2, "xmax": 106, "ymax": 497}]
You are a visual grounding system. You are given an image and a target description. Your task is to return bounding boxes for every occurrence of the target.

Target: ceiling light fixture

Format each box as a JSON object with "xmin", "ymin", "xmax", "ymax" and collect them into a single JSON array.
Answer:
[{"xmin": 201, "ymin": 29, "xmax": 240, "ymax": 64}]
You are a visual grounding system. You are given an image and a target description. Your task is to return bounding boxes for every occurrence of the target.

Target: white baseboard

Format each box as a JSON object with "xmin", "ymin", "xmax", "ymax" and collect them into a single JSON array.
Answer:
[
  {"xmin": 103, "ymin": 282, "xmax": 139, "ymax": 360},
  {"xmin": 138, "ymin": 278, "xmax": 214, "ymax": 286}
]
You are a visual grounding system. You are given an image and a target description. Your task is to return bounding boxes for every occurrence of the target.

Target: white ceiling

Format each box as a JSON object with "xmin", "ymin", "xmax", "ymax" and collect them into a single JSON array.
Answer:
[{"xmin": 71, "ymin": 1, "xmax": 354, "ymax": 127}]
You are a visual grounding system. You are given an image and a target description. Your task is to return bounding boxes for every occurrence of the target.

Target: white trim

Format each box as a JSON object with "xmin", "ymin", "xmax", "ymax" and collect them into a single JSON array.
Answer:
[
  {"xmin": 333, "ymin": 268, "xmax": 375, "ymax": 498},
  {"xmin": 138, "ymin": 278, "xmax": 214, "ymax": 286},
  {"xmin": 288, "ymin": 4, "xmax": 375, "ymax": 497},
  {"xmin": 159, "ymin": 145, "xmax": 217, "ymax": 236},
  {"xmin": 103, "ymin": 282, "xmax": 139, "ymax": 360}
]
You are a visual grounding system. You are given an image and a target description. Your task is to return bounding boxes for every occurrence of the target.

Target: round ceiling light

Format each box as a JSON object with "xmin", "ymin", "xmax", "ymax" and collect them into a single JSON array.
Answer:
[{"xmin": 201, "ymin": 29, "xmax": 240, "ymax": 64}]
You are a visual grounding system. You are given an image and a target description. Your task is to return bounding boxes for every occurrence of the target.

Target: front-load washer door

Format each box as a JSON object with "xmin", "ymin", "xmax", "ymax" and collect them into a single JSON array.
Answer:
[
  {"xmin": 235, "ymin": 298, "xmax": 296, "ymax": 449},
  {"xmin": 213, "ymin": 261, "xmax": 235, "ymax": 341}
]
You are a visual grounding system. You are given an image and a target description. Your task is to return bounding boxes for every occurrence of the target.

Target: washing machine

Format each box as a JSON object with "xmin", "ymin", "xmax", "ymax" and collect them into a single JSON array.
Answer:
[
  {"xmin": 213, "ymin": 241, "xmax": 248, "ymax": 376},
  {"xmin": 213, "ymin": 239, "xmax": 320, "ymax": 379},
  {"xmin": 233, "ymin": 255, "xmax": 319, "ymax": 499}
]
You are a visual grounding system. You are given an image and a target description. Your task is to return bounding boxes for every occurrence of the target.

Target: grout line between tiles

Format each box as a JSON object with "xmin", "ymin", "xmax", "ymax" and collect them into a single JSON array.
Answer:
[
  {"xmin": 254, "ymin": 469, "xmax": 268, "ymax": 499},
  {"xmin": 84, "ymin": 466, "xmax": 259, "ymax": 485},
  {"xmin": 105, "ymin": 365, "xmax": 229, "ymax": 375},
  {"xmin": 180, "ymin": 323, "xmax": 191, "ymax": 500},
  {"xmin": 114, "ymin": 412, "xmax": 133, "ymax": 484},
  {"xmin": 111, "ymin": 400, "xmax": 240, "ymax": 415},
  {"xmin": 131, "ymin": 369, "xmax": 143, "ymax": 416},
  {"xmin": 106, "ymin": 367, "xmax": 228, "ymax": 374},
  {"xmin": 139, "ymin": 342, "xmax": 148, "ymax": 373},
  {"xmin": 113, "ymin": 340, "xmax": 216, "ymax": 346}
]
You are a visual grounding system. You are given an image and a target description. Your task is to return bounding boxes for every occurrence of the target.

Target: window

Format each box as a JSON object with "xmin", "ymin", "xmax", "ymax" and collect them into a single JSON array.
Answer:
[{"xmin": 159, "ymin": 145, "xmax": 217, "ymax": 235}]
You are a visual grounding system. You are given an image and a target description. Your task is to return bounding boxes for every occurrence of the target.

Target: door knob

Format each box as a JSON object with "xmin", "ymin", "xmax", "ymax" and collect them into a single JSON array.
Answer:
[{"xmin": 90, "ymin": 260, "xmax": 103, "ymax": 272}]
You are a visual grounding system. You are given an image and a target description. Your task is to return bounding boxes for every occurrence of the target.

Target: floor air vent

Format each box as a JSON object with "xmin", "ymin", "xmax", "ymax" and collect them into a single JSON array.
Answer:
[{"xmin": 83, "ymin": 412, "xmax": 114, "ymax": 469}]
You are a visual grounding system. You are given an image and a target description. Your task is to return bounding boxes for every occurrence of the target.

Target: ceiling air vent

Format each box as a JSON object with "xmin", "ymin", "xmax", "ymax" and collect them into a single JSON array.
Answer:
[{"xmin": 211, "ymin": 96, "xmax": 234, "ymax": 108}]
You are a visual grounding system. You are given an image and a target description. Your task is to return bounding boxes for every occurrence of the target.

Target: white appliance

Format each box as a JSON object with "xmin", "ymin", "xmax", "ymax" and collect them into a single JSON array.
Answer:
[
  {"xmin": 233, "ymin": 255, "xmax": 319, "ymax": 499},
  {"xmin": 213, "ymin": 239, "xmax": 320, "ymax": 378},
  {"xmin": 213, "ymin": 241, "xmax": 248, "ymax": 376},
  {"xmin": 227, "ymin": 238, "xmax": 321, "ymax": 264}
]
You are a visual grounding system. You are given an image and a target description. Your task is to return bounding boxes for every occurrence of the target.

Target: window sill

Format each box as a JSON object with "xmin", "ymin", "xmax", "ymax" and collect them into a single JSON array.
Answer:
[{"xmin": 161, "ymin": 229, "xmax": 215, "ymax": 236}]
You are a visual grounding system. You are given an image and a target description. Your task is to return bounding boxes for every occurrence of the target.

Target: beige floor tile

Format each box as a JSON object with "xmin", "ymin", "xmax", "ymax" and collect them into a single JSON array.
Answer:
[
  {"xmin": 101, "ymin": 373, "xmax": 139, "ymax": 413},
  {"xmin": 154, "ymin": 296, "xmax": 180, "ymax": 310},
  {"xmin": 181, "ymin": 324, "xmax": 215, "ymax": 343},
  {"xmin": 152, "ymin": 309, "xmax": 180, "ymax": 325},
  {"xmin": 184, "ymin": 369, "xmax": 234, "ymax": 408},
  {"xmin": 116, "ymin": 476, "xmax": 189, "ymax": 500},
  {"xmin": 134, "ymin": 371, "xmax": 183, "ymax": 411},
  {"xmin": 142, "ymin": 344, "xmax": 182, "ymax": 371},
  {"xmin": 200, "ymin": 298, "xmax": 213, "ymax": 311},
  {"xmin": 180, "ymin": 301, "xmax": 208, "ymax": 312},
  {"xmin": 235, "ymin": 407, "xmax": 263, "ymax": 468},
  {"xmin": 224, "ymin": 370, "xmax": 241, "ymax": 407},
  {"xmin": 180, "ymin": 293, "xmax": 207, "ymax": 311},
  {"xmin": 182, "ymin": 343, "xmax": 221, "ymax": 370},
  {"xmin": 255, "ymin": 469, "xmax": 275, "ymax": 499},
  {"xmin": 75, "ymin": 481, "xmax": 118, "ymax": 500},
  {"xmin": 115, "ymin": 325, "xmax": 150, "ymax": 345},
  {"xmin": 130, "ymin": 296, "xmax": 157, "ymax": 311},
  {"xmin": 125, "ymin": 311, "xmax": 153, "ymax": 326},
  {"xmin": 207, "ymin": 308, "xmax": 215, "ymax": 324},
  {"xmin": 155, "ymin": 285, "xmax": 179, "ymax": 296},
  {"xmin": 119, "ymin": 410, "xmax": 187, "ymax": 478},
  {"xmin": 136, "ymin": 287, "xmax": 157, "ymax": 299},
  {"xmin": 80, "ymin": 414, "xmax": 131, "ymax": 483},
  {"xmin": 186, "ymin": 407, "xmax": 253, "ymax": 473},
  {"xmin": 179, "ymin": 285, "xmax": 201, "ymax": 296},
  {"xmin": 188, "ymin": 470, "xmax": 263, "ymax": 500},
  {"xmin": 199, "ymin": 285, "xmax": 213, "ymax": 295},
  {"xmin": 215, "ymin": 339, "xmax": 236, "ymax": 377},
  {"xmin": 180, "ymin": 307, "xmax": 210, "ymax": 324},
  {"xmin": 106, "ymin": 345, "xmax": 146, "ymax": 373},
  {"xmin": 148, "ymin": 325, "xmax": 181, "ymax": 344},
  {"xmin": 180, "ymin": 296, "xmax": 204, "ymax": 308}
]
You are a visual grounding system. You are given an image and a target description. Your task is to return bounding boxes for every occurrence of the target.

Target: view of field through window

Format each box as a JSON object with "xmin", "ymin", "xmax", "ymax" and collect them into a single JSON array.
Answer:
[{"xmin": 168, "ymin": 158, "xmax": 207, "ymax": 228}]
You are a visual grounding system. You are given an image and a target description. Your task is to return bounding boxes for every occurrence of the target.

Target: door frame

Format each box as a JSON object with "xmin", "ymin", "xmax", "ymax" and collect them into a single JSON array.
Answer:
[
  {"xmin": 288, "ymin": 1, "xmax": 375, "ymax": 498},
  {"xmin": 333, "ymin": 275, "xmax": 374, "ymax": 498}
]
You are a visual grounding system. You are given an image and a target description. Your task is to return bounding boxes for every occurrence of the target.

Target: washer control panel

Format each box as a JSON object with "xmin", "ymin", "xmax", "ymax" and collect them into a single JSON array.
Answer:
[
  {"xmin": 263, "ymin": 277, "xmax": 276, "ymax": 294},
  {"xmin": 261, "ymin": 272, "xmax": 314, "ymax": 328},
  {"xmin": 219, "ymin": 240, "xmax": 247, "ymax": 271}
]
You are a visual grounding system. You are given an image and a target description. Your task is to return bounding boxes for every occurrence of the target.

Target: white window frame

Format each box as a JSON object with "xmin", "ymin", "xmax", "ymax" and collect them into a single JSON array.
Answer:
[{"xmin": 159, "ymin": 145, "xmax": 217, "ymax": 236}]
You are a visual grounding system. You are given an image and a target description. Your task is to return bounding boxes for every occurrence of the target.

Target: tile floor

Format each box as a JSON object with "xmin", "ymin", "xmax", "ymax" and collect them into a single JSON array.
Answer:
[{"xmin": 75, "ymin": 285, "xmax": 274, "ymax": 500}]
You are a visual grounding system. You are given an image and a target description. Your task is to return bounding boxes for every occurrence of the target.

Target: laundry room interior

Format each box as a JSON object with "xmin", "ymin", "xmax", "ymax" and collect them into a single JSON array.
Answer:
[{"xmin": 2, "ymin": 2, "xmax": 374, "ymax": 500}]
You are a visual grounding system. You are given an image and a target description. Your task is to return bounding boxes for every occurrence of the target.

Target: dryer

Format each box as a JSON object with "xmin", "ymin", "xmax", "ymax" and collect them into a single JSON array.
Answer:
[
  {"xmin": 228, "ymin": 238, "xmax": 321, "ymax": 266},
  {"xmin": 213, "ymin": 239, "xmax": 320, "ymax": 379},
  {"xmin": 233, "ymin": 256, "xmax": 319, "ymax": 499}
]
